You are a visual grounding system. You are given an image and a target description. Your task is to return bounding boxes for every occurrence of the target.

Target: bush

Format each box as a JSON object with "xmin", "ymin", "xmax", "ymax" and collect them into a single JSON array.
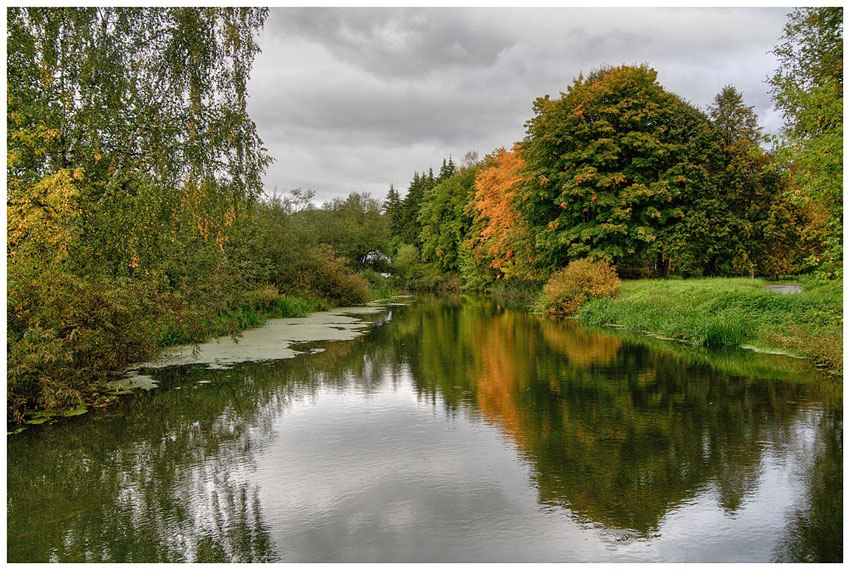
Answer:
[
  {"xmin": 360, "ymin": 268, "xmax": 398, "ymax": 300},
  {"xmin": 8, "ymin": 265, "xmax": 164, "ymax": 422},
  {"xmin": 284, "ymin": 244, "xmax": 371, "ymax": 306},
  {"xmin": 540, "ymin": 258, "xmax": 621, "ymax": 316},
  {"xmin": 393, "ymin": 243, "xmax": 421, "ymax": 283}
]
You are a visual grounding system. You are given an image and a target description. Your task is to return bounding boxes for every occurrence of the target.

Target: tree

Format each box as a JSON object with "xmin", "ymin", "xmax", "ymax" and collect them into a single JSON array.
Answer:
[
  {"xmin": 703, "ymin": 86, "xmax": 773, "ymax": 275},
  {"xmin": 383, "ymin": 183, "xmax": 403, "ymax": 238},
  {"xmin": 438, "ymin": 156, "xmax": 457, "ymax": 181},
  {"xmin": 418, "ymin": 164, "xmax": 481, "ymax": 272},
  {"xmin": 770, "ymin": 7, "xmax": 843, "ymax": 275},
  {"xmin": 470, "ymin": 145, "xmax": 541, "ymax": 280},
  {"xmin": 7, "ymin": 8, "xmax": 271, "ymax": 418},
  {"xmin": 520, "ymin": 65, "xmax": 723, "ymax": 276},
  {"xmin": 315, "ymin": 192, "xmax": 390, "ymax": 269},
  {"xmin": 8, "ymin": 7, "xmax": 271, "ymax": 278},
  {"xmin": 390, "ymin": 164, "xmax": 445, "ymax": 250},
  {"xmin": 710, "ymin": 85, "xmax": 762, "ymax": 146}
]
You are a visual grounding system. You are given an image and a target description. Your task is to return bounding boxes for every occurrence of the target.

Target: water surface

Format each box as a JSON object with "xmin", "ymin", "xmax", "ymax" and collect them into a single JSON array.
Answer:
[{"xmin": 7, "ymin": 296, "xmax": 842, "ymax": 562}]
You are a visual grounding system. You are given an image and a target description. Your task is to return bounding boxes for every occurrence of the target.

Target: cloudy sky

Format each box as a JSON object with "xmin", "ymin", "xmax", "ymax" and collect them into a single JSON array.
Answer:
[{"xmin": 247, "ymin": 7, "xmax": 790, "ymax": 204}]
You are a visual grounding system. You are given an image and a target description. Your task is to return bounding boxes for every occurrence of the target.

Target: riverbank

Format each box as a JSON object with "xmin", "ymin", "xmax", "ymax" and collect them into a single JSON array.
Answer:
[
  {"xmin": 10, "ymin": 281, "xmax": 399, "ymax": 430},
  {"xmin": 576, "ymin": 277, "xmax": 842, "ymax": 373}
]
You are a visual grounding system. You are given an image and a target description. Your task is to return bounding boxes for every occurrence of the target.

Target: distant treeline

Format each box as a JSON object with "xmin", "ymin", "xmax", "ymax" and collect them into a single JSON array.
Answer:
[{"xmin": 6, "ymin": 7, "xmax": 841, "ymax": 420}]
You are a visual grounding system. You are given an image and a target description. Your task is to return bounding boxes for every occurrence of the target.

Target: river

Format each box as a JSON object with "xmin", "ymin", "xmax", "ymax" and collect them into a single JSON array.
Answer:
[{"xmin": 6, "ymin": 296, "xmax": 842, "ymax": 562}]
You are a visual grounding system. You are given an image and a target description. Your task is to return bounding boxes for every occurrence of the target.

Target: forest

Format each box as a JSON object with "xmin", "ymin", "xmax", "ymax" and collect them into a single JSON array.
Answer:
[{"xmin": 6, "ymin": 7, "xmax": 842, "ymax": 422}]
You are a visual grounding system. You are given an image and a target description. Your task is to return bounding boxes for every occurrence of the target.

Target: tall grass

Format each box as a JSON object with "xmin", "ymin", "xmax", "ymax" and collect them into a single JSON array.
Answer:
[
  {"xmin": 578, "ymin": 277, "xmax": 842, "ymax": 369},
  {"xmin": 152, "ymin": 286, "xmax": 332, "ymax": 348}
]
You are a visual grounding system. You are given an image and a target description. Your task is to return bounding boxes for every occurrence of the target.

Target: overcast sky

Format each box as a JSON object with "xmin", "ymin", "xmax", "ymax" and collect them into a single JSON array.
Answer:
[{"xmin": 246, "ymin": 7, "xmax": 790, "ymax": 204}]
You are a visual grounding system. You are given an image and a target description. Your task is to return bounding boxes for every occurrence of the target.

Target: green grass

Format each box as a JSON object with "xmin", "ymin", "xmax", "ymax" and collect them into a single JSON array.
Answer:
[
  {"xmin": 487, "ymin": 279, "xmax": 545, "ymax": 307},
  {"xmin": 578, "ymin": 277, "xmax": 843, "ymax": 371},
  {"xmin": 153, "ymin": 288, "xmax": 332, "ymax": 348}
]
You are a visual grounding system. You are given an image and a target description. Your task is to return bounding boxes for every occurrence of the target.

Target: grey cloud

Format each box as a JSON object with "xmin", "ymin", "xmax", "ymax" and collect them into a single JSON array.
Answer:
[
  {"xmin": 270, "ymin": 8, "xmax": 515, "ymax": 78},
  {"xmin": 252, "ymin": 74, "xmax": 519, "ymax": 147}
]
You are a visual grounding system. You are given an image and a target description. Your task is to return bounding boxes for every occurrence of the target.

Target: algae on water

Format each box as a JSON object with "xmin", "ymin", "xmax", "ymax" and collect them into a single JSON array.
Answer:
[{"xmin": 110, "ymin": 306, "xmax": 388, "ymax": 391}]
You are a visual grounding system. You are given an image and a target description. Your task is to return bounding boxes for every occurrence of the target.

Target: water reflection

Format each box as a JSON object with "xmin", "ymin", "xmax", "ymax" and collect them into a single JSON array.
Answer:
[
  {"xmin": 383, "ymin": 296, "xmax": 841, "ymax": 553},
  {"xmin": 6, "ymin": 297, "xmax": 842, "ymax": 562}
]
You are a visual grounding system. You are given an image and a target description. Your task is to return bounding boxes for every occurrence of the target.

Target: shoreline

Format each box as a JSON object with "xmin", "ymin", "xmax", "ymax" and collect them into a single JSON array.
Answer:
[{"xmin": 10, "ymin": 300, "xmax": 399, "ymax": 433}]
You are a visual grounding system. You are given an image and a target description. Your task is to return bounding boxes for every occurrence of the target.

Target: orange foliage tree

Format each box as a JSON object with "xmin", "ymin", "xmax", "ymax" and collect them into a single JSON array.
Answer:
[{"xmin": 470, "ymin": 145, "xmax": 543, "ymax": 281}]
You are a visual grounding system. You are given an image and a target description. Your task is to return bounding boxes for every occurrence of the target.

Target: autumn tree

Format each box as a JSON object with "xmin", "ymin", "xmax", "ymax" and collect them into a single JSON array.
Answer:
[
  {"xmin": 520, "ymin": 65, "xmax": 723, "ymax": 276},
  {"xmin": 470, "ymin": 145, "xmax": 542, "ymax": 281}
]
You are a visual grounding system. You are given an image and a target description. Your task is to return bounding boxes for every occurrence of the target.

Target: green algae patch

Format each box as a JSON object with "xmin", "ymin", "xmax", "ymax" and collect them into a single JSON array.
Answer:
[
  {"xmin": 62, "ymin": 404, "xmax": 89, "ymax": 417},
  {"xmin": 25, "ymin": 414, "xmax": 52, "ymax": 425},
  {"xmin": 120, "ymin": 305, "xmax": 389, "ymax": 383}
]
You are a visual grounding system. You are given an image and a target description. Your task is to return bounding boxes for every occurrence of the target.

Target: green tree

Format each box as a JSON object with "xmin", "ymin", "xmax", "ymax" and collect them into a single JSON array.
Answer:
[
  {"xmin": 383, "ymin": 183, "xmax": 403, "ymax": 237},
  {"xmin": 520, "ymin": 65, "xmax": 723, "ymax": 276},
  {"xmin": 7, "ymin": 7, "xmax": 270, "ymax": 418},
  {"xmin": 418, "ymin": 164, "xmax": 481, "ymax": 273},
  {"xmin": 438, "ymin": 156, "xmax": 457, "ymax": 181},
  {"xmin": 770, "ymin": 7, "xmax": 843, "ymax": 275},
  {"xmin": 392, "ymin": 168, "xmax": 439, "ymax": 249},
  {"xmin": 705, "ymin": 86, "xmax": 774, "ymax": 275},
  {"xmin": 314, "ymin": 192, "xmax": 390, "ymax": 269}
]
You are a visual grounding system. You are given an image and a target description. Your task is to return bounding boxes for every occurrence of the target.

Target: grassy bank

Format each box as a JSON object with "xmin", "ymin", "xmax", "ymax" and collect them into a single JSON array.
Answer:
[
  {"xmin": 9, "ymin": 275, "xmax": 397, "ymax": 427},
  {"xmin": 152, "ymin": 286, "xmax": 334, "ymax": 348},
  {"xmin": 578, "ymin": 277, "xmax": 843, "ymax": 372}
]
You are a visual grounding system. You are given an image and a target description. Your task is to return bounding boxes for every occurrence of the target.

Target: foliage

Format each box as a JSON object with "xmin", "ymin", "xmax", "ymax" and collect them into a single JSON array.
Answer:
[
  {"xmin": 701, "ymin": 85, "xmax": 816, "ymax": 277},
  {"xmin": 7, "ymin": 7, "xmax": 273, "ymax": 421},
  {"xmin": 539, "ymin": 258, "xmax": 621, "ymax": 317},
  {"xmin": 395, "ymin": 169, "xmax": 435, "ymax": 246},
  {"xmin": 359, "ymin": 268, "xmax": 398, "ymax": 300},
  {"xmin": 470, "ymin": 145, "xmax": 542, "ymax": 281},
  {"xmin": 418, "ymin": 163, "xmax": 481, "ymax": 272},
  {"xmin": 310, "ymin": 192, "xmax": 390, "ymax": 269},
  {"xmin": 520, "ymin": 65, "xmax": 723, "ymax": 275},
  {"xmin": 393, "ymin": 243, "xmax": 421, "ymax": 283},
  {"xmin": 7, "ymin": 265, "xmax": 164, "ymax": 422},
  {"xmin": 770, "ymin": 7, "xmax": 843, "ymax": 275},
  {"xmin": 391, "ymin": 242, "xmax": 460, "ymax": 292},
  {"xmin": 385, "ymin": 157, "xmax": 455, "ymax": 251},
  {"xmin": 283, "ymin": 244, "xmax": 371, "ymax": 307}
]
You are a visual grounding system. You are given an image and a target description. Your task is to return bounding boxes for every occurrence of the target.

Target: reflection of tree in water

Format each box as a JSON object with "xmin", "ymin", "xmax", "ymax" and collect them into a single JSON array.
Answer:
[
  {"xmin": 8, "ymin": 298, "xmax": 841, "ymax": 562},
  {"xmin": 7, "ymin": 325, "xmax": 388, "ymax": 563},
  {"xmin": 773, "ymin": 407, "xmax": 842, "ymax": 562},
  {"xmin": 393, "ymin": 297, "xmax": 839, "ymax": 544}
]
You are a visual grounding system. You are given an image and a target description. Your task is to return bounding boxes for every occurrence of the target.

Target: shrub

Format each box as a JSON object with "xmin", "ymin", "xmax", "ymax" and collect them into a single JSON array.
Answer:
[
  {"xmin": 540, "ymin": 258, "xmax": 621, "ymax": 317},
  {"xmin": 8, "ymin": 265, "xmax": 164, "ymax": 422},
  {"xmin": 393, "ymin": 243, "xmax": 421, "ymax": 283},
  {"xmin": 360, "ymin": 268, "xmax": 398, "ymax": 300},
  {"xmin": 284, "ymin": 244, "xmax": 371, "ymax": 306}
]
